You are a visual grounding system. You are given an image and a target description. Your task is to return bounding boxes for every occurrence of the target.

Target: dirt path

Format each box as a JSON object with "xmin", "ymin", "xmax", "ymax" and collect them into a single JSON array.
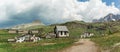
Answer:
[{"xmin": 62, "ymin": 39, "xmax": 100, "ymax": 52}]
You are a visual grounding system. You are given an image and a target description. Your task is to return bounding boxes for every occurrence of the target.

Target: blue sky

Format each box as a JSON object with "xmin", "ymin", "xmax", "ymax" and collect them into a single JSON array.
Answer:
[
  {"xmin": 102, "ymin": 0, "xmax": 120, "ymax": 9},
  {"xmin": 78, "ymin": 0, "xmax": 120, "ymax": 9}
]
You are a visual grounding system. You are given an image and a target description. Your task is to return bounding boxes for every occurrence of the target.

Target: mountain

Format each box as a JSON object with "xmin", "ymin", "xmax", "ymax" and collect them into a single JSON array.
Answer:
[
  {"xmin": 93, "ymin": 13, "xmax": 120, "ymax": 22},
  {"xmin": 11, "ymin": 20, "xmax": 45, "ymax": 29}
]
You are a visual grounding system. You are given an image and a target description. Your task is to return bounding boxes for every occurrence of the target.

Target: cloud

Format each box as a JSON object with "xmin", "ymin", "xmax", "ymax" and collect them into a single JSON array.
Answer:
[{"xmin": 0, "ymin": 0, "xmax": 120, "ymax": 28}]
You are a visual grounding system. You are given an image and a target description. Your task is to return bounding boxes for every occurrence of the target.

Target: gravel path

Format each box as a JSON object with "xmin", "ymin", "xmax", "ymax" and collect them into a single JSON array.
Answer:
[{"xmin": 62, "ymin": 39, "xmax": 100, "ymax": 52}]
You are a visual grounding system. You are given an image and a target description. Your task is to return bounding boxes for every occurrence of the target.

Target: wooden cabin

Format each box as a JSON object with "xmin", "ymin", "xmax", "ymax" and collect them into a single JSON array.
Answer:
[{"xmin": 54, "ymin": 26, "xmax": 69, "ymax": 38}]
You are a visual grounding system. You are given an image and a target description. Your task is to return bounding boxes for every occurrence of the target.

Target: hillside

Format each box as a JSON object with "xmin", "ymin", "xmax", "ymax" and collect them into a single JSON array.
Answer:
[
  {"xmin": 38, "ymin": 20, "xmax": 120, "ymax": 37},
  {"xmin": 51, "ymin": 20, "xmax": 120, "ymax": 36},
  {"xmin": 0, "ymin": 20, "xmax": 120, "ymax": 52}
]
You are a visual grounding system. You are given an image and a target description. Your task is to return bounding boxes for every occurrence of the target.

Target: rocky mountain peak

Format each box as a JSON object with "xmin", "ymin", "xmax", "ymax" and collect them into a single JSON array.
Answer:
[{"xmin": 92, "ymin": 13, "xmax": 120, "ymax": 22}]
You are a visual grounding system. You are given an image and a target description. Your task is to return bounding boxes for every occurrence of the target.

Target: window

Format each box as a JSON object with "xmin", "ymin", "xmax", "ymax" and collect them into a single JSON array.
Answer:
[
  {"xmin": 65, "ymin": 31, "xmax": 67, "ymax": 35},
  {"xmin": 61, "ymin": 31, "xmax": 63, "ymax": 35}
]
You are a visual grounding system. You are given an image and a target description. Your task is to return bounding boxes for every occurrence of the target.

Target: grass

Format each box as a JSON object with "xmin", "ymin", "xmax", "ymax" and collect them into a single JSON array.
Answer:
[
  {"xmin": 13, "ymin": 42, "xmax": 72, "ymax": 52},
  {"xmin": 0, "ymin": 48, "xmax": 7, "ymax": 52},
  {"xmin": 111, "ymin": 46, "xmax": 120, "ymax": 52},
  {"xmin": 0, "ymin": 30, "xmax": 20, "ymax": 43},
  {"xmin": 69, "ymin": 28, "xmax": 85, "ymax": 37},
  {"xmin": 91, "ymin": 32, "xmax": 120, "ymax": 52},
  {"xmin": 0, "ymin": 38, "xmax": 75, "ymax": 52},
  {"xmin": 0, "ymin": 29, "xmax": 75, "ymax": 52}
]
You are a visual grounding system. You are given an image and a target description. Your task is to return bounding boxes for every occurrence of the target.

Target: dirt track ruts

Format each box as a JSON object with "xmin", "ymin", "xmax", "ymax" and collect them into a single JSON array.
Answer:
[{"xmin": 62, "ymin": 39, "xmax": 100, "ymax": 52}]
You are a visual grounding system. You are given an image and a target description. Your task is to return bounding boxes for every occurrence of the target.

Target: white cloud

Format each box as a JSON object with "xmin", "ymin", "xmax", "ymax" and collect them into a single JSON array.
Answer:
[{"xmin": 0, "ymin": 0, "xmax": 119, "ymax": 24}]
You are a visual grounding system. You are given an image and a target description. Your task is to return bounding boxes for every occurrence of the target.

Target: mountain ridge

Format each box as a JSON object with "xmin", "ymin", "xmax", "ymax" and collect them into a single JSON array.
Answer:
[{"xmin": 93, "ymin": 13, "xmax": 120, "ymax": 22}]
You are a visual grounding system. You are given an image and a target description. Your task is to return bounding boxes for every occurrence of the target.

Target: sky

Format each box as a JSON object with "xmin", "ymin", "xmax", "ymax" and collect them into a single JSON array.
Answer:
[{"xmin": 0, "ymin": 0, "xmax": 120, "ymax": 28}]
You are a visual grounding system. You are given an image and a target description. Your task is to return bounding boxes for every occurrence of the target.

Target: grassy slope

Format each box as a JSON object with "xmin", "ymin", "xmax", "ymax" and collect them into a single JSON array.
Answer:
[
  {"xmin": 90, "ymin": 21, "xmax": 120, "ymax": 52},
  {"xmin": 91, "ymin": 32, "xmax": 120, "ymax": 52}
]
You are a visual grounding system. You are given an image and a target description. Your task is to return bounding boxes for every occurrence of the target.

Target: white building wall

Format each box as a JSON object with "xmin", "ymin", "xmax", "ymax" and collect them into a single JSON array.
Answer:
[{"xmin": 58, "ymin": 31, "xmax": 69, "ymax": 37}]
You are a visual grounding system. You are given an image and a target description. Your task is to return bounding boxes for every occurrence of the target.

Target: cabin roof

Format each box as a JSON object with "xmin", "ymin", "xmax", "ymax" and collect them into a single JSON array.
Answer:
[{"xmin": 55, "ymin": 26, "xmax": 68, "ymax": 31}]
